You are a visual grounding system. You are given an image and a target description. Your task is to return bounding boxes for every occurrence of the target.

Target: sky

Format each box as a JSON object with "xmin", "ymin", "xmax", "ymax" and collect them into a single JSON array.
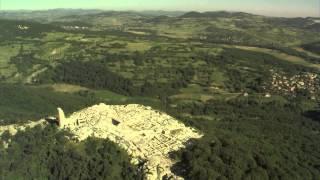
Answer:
[{"xmin": 0, "ymin": 0, "xmax": 319, "ymax": 17}]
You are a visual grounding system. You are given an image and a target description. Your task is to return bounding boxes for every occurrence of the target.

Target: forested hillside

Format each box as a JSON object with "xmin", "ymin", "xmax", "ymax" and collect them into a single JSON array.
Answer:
[{"xmin": 0, "ymin": 125, "xmax": 143, "ymax": 179}]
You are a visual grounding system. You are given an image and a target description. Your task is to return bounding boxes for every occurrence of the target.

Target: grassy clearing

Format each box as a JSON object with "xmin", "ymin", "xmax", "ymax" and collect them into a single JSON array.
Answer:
[
  {"xmin": 180, "ymin": 84, "xmax": 203, "ymax": 94},
  {"xmin": 42, "ymin": 32, "xmax": 75, "ymax": 42},
  {"xmin": 209, "ymin": 68, "xmax": 227, "ymax": 87},
  {"xmin": 154, "ymin": 20, "xmax": 201, "ymax": 39},
  {"xmin": 0, "ymin": 45, "xmax": 19, "ymax": 65},
  {"xmin": 0, "ymin": 84, "xmax": 97, "ymax": 125},
  {"xmin": 0, "ymin": 44, "xmax": 20, "ymax": 78},
  {"xmin": 39, "ymin": 83, "xmax": 88, "ymax": 93},
  {"xmin": 179, "ymin": 84, "xmax": 230, "ymax": 101},
  {"xmin": 35, "ymin": 42, "xmax": 71, "ymax": 60},
  {"xmin": 170, "ymin": 93, "xmax": 214, "ymax": 102},
  {"xmin": 94, "ymin": 89, "xmax": 127, "ymax": 102},
  {"xmin": 126, "ymin": 42, "xmax": 152, "ymax": 51}
]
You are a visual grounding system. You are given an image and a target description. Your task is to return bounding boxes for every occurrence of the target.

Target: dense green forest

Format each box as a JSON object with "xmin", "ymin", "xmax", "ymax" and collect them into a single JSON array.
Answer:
[
  {"xmin": 169, "ymin": 97, "xmax": 320, "ymax": 179},
  {"xmin": 302, "ymin": 42, "xmax": 320, "ymax": 55},
  {"xmin": 37, "ymin": 59, "xmax": 194, "ymax": 97},
  {"xmin": 0, "ymin": 125, "xmax": 143, "ymax": 179},
  {"xmin": 38, "ymin": 61, "xmax": 135, "ymax": 95}
]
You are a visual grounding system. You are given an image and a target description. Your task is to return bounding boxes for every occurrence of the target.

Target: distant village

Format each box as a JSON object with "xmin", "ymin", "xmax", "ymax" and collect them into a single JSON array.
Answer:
[{"xmin": 270, "ymin": 70, "xmax": 319, "ymax": 99}]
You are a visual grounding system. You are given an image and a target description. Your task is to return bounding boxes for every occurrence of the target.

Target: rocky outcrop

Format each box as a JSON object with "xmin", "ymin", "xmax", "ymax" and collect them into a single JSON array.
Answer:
[{"xmin": 0, "ymin": 120, "xmax": 46, "ymax": 149}]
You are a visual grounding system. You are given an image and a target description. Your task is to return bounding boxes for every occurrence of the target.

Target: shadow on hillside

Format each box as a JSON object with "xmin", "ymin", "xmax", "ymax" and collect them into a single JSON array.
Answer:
[{"xmin": 303, "ymin": 110, "xmax": 320, "ymax": 123}]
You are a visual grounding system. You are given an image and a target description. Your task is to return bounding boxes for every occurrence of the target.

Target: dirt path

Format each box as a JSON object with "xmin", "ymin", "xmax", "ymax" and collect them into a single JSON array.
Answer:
[
  {"xmin": 293, "ymin": 47, "xmax": 320, "ymax": 59},
  {"xmin": 24, "ymin": 67, "xmax": 48, "ymax": 84}
]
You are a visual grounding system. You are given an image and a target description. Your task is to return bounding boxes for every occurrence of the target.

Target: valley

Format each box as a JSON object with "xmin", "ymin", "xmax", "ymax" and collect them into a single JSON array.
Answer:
[{"xmin": 0, "ymin": 10, "xmax": 320, "ymax": 180}]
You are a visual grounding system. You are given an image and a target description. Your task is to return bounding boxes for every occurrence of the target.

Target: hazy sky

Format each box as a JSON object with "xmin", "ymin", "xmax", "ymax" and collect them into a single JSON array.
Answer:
[{"xmin": 0, "ymin": 0, "xmax": 319, "ymax": 17}]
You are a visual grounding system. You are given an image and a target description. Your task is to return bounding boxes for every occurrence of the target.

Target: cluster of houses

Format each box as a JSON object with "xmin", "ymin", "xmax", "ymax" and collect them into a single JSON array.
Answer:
[
  {"xmin": 17, "ymin": 25, "xmax": 29, "ymax": 30},
  {"xmin": 62, "ymin": 26, "xmax": 89, "ymax": 30},
  {"xmin": 270, "ymin": 72, "xmax": 319, "ymax": 98}
]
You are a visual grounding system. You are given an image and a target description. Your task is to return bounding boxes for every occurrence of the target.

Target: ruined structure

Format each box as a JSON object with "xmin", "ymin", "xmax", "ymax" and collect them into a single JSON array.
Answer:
[
  {"xmin": 57, "ymin": 103, "xmax": 202, "ymax": 180},
  {"xmin": 57, "ymin": 107, "xmax": 66, "ymax": 127}
]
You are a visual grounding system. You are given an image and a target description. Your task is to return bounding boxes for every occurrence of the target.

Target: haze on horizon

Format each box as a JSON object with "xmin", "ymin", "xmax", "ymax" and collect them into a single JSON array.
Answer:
[{"xmin": 0, "ymin": 0, "xmax": 319, "ymax": 17}]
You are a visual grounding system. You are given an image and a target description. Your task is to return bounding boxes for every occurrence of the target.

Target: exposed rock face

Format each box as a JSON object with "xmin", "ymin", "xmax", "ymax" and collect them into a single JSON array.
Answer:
[
  {"xmin": 0, "ymin": 120, "xmax": 46, "ymax": 149},
  {"xmin": 0, "ymin": 120, "xmax": 46, "ymax": 136},
  {"xmin": 59, "ymin": 103, "xmax": 202, "ymax": 180}
]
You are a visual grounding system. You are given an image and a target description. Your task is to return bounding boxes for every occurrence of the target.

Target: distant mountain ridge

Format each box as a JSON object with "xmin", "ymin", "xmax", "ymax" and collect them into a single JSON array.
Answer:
[{"xmin": 180, "ymin": 11, "xmax": 256, "ymax": 18}]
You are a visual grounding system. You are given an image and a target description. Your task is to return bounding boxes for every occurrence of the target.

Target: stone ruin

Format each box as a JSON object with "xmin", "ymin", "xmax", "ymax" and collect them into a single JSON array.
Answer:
[{"xmin": 56, "ymin": 103, "xmax": 202, "ymax": 180}]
